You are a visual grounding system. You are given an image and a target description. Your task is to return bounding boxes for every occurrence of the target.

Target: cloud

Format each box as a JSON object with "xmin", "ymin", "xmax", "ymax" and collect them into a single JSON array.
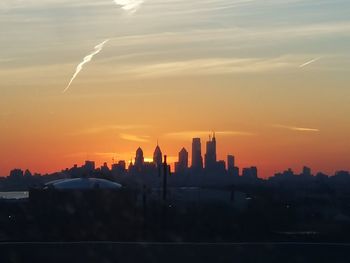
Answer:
[
  {"xmin": 108, "ymin": 57, "xmax": 292, "ymax": 79},
  {"xmin": 273, "ymin": 124, "xmax": 320, "ymax": 132},
  {"xmin": 113, "ymin": 0, "xmax": 144, "ymax": 13},
  {"xmin": 105, "ymin": 21, "xmax": 350, "ymax": 49},
  {"xmin": 165, "ymin": 130, "xmax": 255, "ymax": 140},
  {"xmin": 68, "ymin": 124, "xmax": 149, "ymax": 136},
  {"xmin": 120, "ymin": 133, "xmax": 150, "ymax": 142},
  {"xmin": 63, "ymin": 151, "xmax": 117, "ymax": 159}
]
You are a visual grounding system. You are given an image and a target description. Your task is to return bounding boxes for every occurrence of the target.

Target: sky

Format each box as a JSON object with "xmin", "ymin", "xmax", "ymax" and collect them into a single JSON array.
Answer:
[{"xmin": 1, "ymin": 0, "xmax": 350, "ymax": 177}]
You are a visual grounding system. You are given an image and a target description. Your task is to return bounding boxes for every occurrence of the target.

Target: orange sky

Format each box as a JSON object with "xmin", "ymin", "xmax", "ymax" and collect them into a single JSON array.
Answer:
[{"xmin": 1, "ymin": 0, "xmax": 350, "ymax": 177}]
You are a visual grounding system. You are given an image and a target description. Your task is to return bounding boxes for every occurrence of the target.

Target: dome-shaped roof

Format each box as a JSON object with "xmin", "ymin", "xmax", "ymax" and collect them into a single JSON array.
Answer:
[{"xmin": 45, "ymin": 178, "xmax": 122, "ymax": 190}]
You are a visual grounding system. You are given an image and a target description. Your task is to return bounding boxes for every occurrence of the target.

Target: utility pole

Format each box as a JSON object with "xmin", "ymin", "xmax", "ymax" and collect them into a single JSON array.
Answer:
[
  {"xmin": 162, "ymin": 154, "xmax": 168, "ymax": 241},
  {"xmin": 162, "ymin": 155, "xmax": 168, "ymax": 202}
]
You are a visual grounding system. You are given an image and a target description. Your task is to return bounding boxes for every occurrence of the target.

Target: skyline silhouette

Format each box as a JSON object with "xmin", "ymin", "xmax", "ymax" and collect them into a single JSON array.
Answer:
[{"xmin": 3, "ymin": 133, "xmax": 349, "ymax": 180}]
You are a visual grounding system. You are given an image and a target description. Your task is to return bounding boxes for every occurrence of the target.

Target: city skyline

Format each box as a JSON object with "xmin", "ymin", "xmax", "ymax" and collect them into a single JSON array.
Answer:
[
  {"xmin": 1, "ymin": 0, "xmax": 350, "ymax": 177},
  {"xmin": 3, "ymin": 133, "xmax": 348, "ymax": 179}
]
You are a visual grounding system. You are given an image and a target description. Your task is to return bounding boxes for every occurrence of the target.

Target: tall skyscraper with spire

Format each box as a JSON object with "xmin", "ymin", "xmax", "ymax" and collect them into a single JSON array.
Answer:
[
  {"xmin": 153, "ymin": 142, "xmax": 163, "ymax": 168},
  {"xmin": 191, "ymin": 138, "xmax": 203, "ymax": 171},
  {"xmin": 205, "ymin": 132, "xmax": 217, "ymax": 170}
]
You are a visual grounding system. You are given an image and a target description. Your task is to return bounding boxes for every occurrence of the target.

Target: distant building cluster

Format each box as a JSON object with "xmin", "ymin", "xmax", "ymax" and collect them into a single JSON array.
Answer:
[
  {"xmin": 3, "ymin": 133, "xmax": 350, "ymax": 189},
  {"xmin": 82, "ymin": 133, "xmax": 252, "ymax": 179}
]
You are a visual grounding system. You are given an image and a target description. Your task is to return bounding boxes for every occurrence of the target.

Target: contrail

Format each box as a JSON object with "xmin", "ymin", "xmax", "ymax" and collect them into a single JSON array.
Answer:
[
  {"xmin": 273, "ymin": 124, "xmax": 320, "ymax": 132},
  {"xmin": 299, "ymin": 57, "xmax": 321, "ymax": 68},
  {"xmin": 114, "ymin": 0, "xmax": 144, "ymax": 13},
  {"xmin": 63, "ymin": 39, "xmax": 109, "ymax": 93}
]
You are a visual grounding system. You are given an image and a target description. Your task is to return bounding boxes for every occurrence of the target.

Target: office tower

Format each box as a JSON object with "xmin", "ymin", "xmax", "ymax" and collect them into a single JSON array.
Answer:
[
  {"xmin": 135, "ymin": 147, "xmax": 144, "ymax": 169},
  {"xmin": 175, "ymin": 147, "xmax": 189, "ymax": 174},
  {"xmin": 228, "ymin": 155, "xmax": 238, "ymax": 176},
  {"xmin": 233, "ymin": 167, "xmax": 240, "ymax": 177},
  {"xmin": 205, "ymin": 133, "xmax": 217, "ymax": 170},
  {"xmin": 250, "ymin": 166, "xmax": 258, "ymax": 178},
  {"xmin": 191, "ymin": 138, "xmax": 203, "ymax": 170},
  {"xmin": 227, "ymin": 155, "xmax": 235, "ymax": 170},
  {"xmin": 153, "ymin": 143, "xmax": 163, "ymax": 167}
]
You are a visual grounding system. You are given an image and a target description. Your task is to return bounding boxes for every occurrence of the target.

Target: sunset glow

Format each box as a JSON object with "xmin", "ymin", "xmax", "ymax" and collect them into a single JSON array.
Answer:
[{"xmin": 1, "ymin": 0, "xmax": 350, "ymax": 177}]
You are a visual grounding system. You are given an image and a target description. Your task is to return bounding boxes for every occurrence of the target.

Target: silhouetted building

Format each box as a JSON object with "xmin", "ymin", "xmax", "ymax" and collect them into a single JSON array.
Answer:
[
  {"xmin": 153, "ymin": 144, "xmax": 162, "ymax": 168},
  {"xmin": 284, "ymin": 168, "xmax": 294, "ymax": 177},
  {"xmin": 274, "ymin": 168, "xmax": 295, "ymax": 179},
  {"xmin": 24, "ymin": 169, "xmax": 32, "ymax": 177},
  {"xmin": 175, "ymin": 147, "xmax": 189, "ymax": 174},
  {"xmin": 100, "ymin": 162, "xmax": 110, "ymax": 175},
  {"xmin": 242, "ymin": 167, "xmax": 258, "ymax": 179},
  {"xmin": 135, "ymin": 147, "xmax": 144, "ymax": 170},
  {"xmin": 227, "ymin": 155, "xmax": 239, "ymax": 176},
  {"xmin": 227, "ymin": 155, "xmax": 235, "ymax": 170},
  {"xmin": 334, "ymin": 170, "xmax": 350, "ymax": 179},
  {"xmin": 84, "ymin": 161, "xmax": 95, "ymax": 175},
  {"xmin": 191, "ymin": 138, "xmax": 203, "ymax": 171},
  {"xmin": 216, "ymin": 161, "xmax": 226, "ymax": 173},
  {"xmin": 9, "ymin": 169, "xmax": 24, "ymax": 178},
  {"xmin": 233, "ymin": 167, "xmax": 240, "ymax": 177},
  {"xmin": 302, "ymin": 166, "xmax": 312, "ymax": 177},
  {"xmin": 205, "ymin": 133, "xmax": 217, "ymax": 170},
  {"xmin": 112, "ymin": 161, "xmax": 126, "ymax": 177},
  {"xmin": 315, "ymin": 172, "xmax": 328, "ymax": 181}
]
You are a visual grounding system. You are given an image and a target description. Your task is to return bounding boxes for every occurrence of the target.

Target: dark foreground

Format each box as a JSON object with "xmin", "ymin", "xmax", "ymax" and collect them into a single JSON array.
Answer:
[{"xmin": 1, "ymin": 242, "xmax": 350, "ymax": 263}]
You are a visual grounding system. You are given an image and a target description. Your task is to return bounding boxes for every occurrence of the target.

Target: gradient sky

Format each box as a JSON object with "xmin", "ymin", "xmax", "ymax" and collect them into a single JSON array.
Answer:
[{"xmin": 1, "ymin": 0, "xmax": 350, "ymax": 177}]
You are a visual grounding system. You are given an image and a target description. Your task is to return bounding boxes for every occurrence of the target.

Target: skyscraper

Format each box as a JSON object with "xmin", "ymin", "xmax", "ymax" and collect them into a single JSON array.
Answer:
[
  {"xmin": 153, "ymin": 143, "xmax": 162, "ymax": 168},
  {"xmin": 175, "ymin": 147, "xmax": 189, "ymax": 174},
  {"xmin": 135, "ymin": 147, "xmax": 144, "ymax": 169},
  {"xmin": 205, "ymin": 133, "xmax": 217, "ymax": 170},
  {"xmin": 227, "ymin": 155, "xmax": 235, "ymax": 170},
  {"xmin": 191, "ymin": 138, "xmax": 203, "ymax": 170}
]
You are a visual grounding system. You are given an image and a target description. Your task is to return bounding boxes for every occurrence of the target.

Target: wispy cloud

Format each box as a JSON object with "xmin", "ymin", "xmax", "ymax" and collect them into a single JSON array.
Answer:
[
  {"xmin": 165, "ymin": 130, "xmax": 255, "ymax": 140},
  {"xmin": 63, "ymin": 151, "xmax": 116, "ymax": 159},
  {"xmin": 273, "ymin": 124, "xmax": 320, "ymax": 132},
  {"xmin": 108, "ymin": 57, "xmax": 292, "ymax": 79},
  {"xmin": 299, "ymin": 57, "xmax": 321, "ymax": 68},
  {"xmin": 105, "ymin": 21, "xmax": 350, "ymax": 50},
  {"xmin": 68, "ymin": 124, "xmax": 149, "ymax": 136},
  {"xmin": 120, "ymin": 133, "xmax": 150, "ymax": 142},
  {"xmin": 63, "ymin": 39, "xmax": 109, "ymax": 93}
]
